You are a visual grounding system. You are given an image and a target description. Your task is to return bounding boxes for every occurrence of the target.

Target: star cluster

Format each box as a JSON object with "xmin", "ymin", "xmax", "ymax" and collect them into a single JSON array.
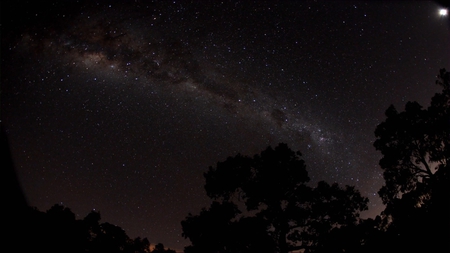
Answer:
[{"xmin": 2, "ymin": 1, "xmax": 449, "ymax": 251}]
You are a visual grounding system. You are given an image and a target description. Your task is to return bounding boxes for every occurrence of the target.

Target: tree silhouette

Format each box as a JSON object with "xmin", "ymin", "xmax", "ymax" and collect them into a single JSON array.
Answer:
[
  {"xmin": 182, "ymin": 143, "xmax": 368, "ymax": 253},
  {"xmin": 374, "ymin": 69, "xmax": 450, "ymax": 252},
  {"xmin": 19, "ymin": 204, "xmax": 152, "ymax": 253}
]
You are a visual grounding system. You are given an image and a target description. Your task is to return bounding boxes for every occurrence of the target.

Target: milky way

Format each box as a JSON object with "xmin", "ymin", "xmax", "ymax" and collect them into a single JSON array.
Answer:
[
  {"xmin": 18, "ymin": 2, "xmax": 343, "ymax": 159},
  {"xmin": 2, "ymin": 1, "xmax": 449, "ymax": 250}
]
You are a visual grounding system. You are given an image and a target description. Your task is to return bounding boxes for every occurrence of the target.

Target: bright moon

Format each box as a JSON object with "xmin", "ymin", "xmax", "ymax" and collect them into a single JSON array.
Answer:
[{"xmin": 439, "ymin": 8, "xmax": 448, "ymax": 16}]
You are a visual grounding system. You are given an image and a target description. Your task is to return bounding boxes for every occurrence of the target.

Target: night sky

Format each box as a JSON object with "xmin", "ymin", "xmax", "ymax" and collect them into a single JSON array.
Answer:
[{"xmin": 2, "ymin": 0, "xmax": 449, "ymax": 251}]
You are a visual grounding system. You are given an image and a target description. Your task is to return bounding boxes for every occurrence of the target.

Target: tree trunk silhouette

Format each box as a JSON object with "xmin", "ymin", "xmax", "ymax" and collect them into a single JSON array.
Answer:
[{"xmin": 277, "ymin": 225, "xmax": 289, "ymax": 253}]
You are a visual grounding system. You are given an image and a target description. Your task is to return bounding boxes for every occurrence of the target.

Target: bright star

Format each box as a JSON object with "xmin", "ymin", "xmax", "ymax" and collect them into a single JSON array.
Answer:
[{"xmin": 439, "ymin": 8, "xmax": 448, "ymax": 16}]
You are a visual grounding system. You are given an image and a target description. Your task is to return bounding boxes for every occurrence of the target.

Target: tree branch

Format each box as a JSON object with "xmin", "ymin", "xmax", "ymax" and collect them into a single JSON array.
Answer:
[
  {"xmin": 412, "ymin": 140, "xmax": 434, "ymax": 177},
  {"xmin": 418, "ymin": 153, "xmax": 433, "ymax": 177},
  {"xmin": 409, "ymin": 164, "xmax": 429, "ymax": 175}
]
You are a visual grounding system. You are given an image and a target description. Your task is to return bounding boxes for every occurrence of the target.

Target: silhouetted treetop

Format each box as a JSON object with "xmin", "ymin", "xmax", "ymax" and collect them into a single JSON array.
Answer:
[
  {"xmin": 205, "ymin": 143, "xmax": 309, "ymax": 210},
  {"xmin": 183, "ymin": 143, "xmax": 368, "ymax": 253},
  {"xmin": 374, "ymin": 68, "xmax": 449, "ymax": 206}
]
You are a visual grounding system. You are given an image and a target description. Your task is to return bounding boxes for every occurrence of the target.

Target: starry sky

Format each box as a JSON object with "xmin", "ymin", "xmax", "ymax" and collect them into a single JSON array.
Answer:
[{"xmin": 2, "ymin": 0, "xmax": 449, "ymax": 251}]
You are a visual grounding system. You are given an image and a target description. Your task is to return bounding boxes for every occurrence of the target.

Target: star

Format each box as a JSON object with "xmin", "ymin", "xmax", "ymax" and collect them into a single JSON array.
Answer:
[{"xmin": 439, "ymin": 8, "xmax": 448, "ymax": 16}]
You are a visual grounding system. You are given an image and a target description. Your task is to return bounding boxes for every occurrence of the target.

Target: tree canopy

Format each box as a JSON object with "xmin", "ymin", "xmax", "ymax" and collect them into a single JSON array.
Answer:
[{"xmin": 182, "ymin": 143, "xmax": 368, "ymax": 253}]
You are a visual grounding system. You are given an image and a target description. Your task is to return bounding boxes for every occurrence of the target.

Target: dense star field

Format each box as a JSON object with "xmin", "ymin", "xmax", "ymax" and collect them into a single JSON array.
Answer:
[{"xmin": 2, "ymin": 0, "xmax": 449, "ymax": 250}]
